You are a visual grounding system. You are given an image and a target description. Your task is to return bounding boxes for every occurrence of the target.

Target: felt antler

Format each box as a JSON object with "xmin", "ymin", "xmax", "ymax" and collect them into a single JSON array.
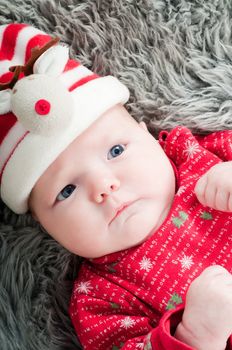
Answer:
[
  {"xmin": 0, "ymin": 37, "xmax": 60, "ymax": 91},
  {"xmin": 10, "ymin": 37, "xmax": 60, "ymax": 76}
]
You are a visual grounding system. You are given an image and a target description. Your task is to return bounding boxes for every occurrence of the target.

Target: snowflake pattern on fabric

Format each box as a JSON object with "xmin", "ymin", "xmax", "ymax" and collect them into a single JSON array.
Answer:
[
  {"xmin": 139, "ymin": 257, "xmax": 153, "ymax": 272},
  {"xmin": 120, "ymin": 317, "xmax": 136, "ymax": 329},
  {"xmin": 183, "ymin": 140, "xmax": 200, "ymax": 159},
  {"xmin": 179, "ymin": 254, "xmax": 194, "ymax": 270},
  {"xmin": 75, "ymin": 281, "xmax": 93, "ymax": 294}
]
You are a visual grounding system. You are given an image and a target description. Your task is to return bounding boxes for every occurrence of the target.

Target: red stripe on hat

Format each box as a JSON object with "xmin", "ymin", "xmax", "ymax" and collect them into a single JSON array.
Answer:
[
  {"xmin": 0, "ymin": 71, "xmax": 13, "ymax": 84},
  {"xmin": 0, "ymin": 113, "xmax": 17, "ymax": 146},
  {"xmin": 25, "ymin": 34, "xmax": 52, "ymax": 63},
  {"xmin": 0, "ymin": 23, "xmax": 27, "ymax": 61},
  {"xmin": 0, "ymin": 71, "xmax": 24, "ymax": 84},
  {"xmin": 69, "ymin": 73, "xmax": 99, "ymax": 91},
  {"xmin": 64, "ymin": 59, "xmax": 81, "ymax": 72}
]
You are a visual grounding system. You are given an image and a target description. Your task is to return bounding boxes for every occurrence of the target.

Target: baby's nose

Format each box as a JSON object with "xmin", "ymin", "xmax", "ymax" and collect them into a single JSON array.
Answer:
[{"xmin": 91, "ymin": 175, "xmax": 120, "ymax": 203}]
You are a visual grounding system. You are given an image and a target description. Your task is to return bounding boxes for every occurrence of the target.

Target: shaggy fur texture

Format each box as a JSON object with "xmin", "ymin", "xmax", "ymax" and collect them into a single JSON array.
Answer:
[{"xmin": 0, "ymin": 0, "xmax": 232, "ymax": 349}]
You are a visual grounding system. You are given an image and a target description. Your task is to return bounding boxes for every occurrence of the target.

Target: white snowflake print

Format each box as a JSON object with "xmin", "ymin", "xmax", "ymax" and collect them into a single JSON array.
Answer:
[
  {"xmin": 179, "ymin": 254, "xmax": 194, "ymax": 270},
  {"xmin": 139, "ymin": 257, "xmax": 153, "ymax": 272},
  {"xmin": 183, "ymin": 140, "xmax": 200, "ymax": 160},
  {"xmin": 120, "ymin": 316, "xmax": 136, "ymax": 329},
  {"xmin": 136, "ymin": 343, "xmax": 144, "ymax": 349},
  {"xmin": 75, "ymin": 280, "xmax": 93, "ymax": 294}
]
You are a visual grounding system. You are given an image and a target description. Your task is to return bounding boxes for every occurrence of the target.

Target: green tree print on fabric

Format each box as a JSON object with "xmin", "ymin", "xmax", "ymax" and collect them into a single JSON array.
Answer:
[
  {"xmin": 200, "ymin": 211, "xmax": 213, "ymax": 220},
  {"xmin": 172, "ymin": 211, "xmax": 188, "ymax": 228},
  {"xmin": 108, "ymin": 262, "xmax": 118, "ymax": 273},
  {"xmin": 110, "ymin": 302, "xmax": 120, "ymax": 309},
  {"xmin": 166, "ymin": 293, "xmax": 183, "ymax": 310},
  {"xmin": 112, "ymin": 343, "xmax": 124, "ymax": 349}
]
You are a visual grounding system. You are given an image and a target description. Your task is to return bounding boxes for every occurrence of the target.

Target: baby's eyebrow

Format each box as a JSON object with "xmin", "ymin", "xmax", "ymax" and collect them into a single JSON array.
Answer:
[
  {"xmin": 41, "ymin": 167, "xmax": 65, "ymax": 204},
  {"xmin": 46, "ymin": 157, "xmax": 66, "ymax": 183}
]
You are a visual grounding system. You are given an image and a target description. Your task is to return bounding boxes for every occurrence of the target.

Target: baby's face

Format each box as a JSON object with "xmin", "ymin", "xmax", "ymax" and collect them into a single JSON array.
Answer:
[{"xmin": 30, "ymin": 104, "xmax": 175, "ymax": 258}]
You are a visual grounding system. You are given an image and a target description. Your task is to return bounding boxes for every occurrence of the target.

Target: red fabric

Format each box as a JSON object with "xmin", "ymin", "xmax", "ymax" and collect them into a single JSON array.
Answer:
[
  {"xmin": 151, "ymin": 306, "xmax": 194, "ymax": 350},
  {"xmin": 25, "ymin": 34, "xmax": 51, "ymax": 62},
  {"xmin": 0, "ymin": 113, "xmax": 17, "ymax": 145},
  {"xmin": 64, "ymin": 58, "xmax": 81, "ymax": 71},
  {"xmin": 69, "ymin": 73, "xmax": 99, "ymax": 91},
  {"xmin": 195, "ymin": 131, "xmax": 232, "ymax": 161},
  {"xmin": 0, "ymin": 71, "xmax": 17, "ymax": 84},
  {"xmin": 0, "ymin": 23, "xmax": 27, "ymax": 61},
  {"xmin": 70, "ymin": 126, "xmax": 232, "ymax": 349}
]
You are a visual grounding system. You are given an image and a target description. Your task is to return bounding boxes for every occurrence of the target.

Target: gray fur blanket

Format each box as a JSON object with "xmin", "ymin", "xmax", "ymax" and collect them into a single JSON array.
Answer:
[{"xmin": 0, "ymin": 0, "xmax": 232, "ymax": 349}]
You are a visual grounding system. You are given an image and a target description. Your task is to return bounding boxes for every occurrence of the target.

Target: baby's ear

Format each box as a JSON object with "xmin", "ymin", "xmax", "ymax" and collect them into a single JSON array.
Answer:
[{"xmin": 139, "ymin": 121, "xmax": 148, "ymax": 131}]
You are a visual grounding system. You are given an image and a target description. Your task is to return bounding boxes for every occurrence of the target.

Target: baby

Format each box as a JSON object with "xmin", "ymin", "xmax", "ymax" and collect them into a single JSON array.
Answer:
[{"xmin": 1, "ymin": 23, "xmax": 232, "ymax": 350}]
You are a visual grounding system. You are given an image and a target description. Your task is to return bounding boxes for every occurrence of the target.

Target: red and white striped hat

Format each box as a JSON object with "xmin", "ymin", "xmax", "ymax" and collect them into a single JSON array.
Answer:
[{"xmin": 0, "ymin": 23, "xmax": 129, "ymax": 214}]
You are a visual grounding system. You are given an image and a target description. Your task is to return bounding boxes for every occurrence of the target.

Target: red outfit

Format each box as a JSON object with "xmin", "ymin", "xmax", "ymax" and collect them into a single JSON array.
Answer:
[{"xmin": 69, "ymin": 126, "xmax": 232, "ymax": 350}]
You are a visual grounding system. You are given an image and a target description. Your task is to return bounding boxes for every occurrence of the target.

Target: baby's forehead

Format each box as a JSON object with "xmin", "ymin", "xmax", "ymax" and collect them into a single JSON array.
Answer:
[{"xmin": 74, "ymin": 107, "xmax": 136, "ymax": 141}]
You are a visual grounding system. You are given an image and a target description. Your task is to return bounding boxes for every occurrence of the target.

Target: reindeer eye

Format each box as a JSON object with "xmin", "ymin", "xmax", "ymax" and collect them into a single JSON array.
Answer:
[{"xmin": 34, "ymin": 99, "xmax": 51, "ymax": 116}]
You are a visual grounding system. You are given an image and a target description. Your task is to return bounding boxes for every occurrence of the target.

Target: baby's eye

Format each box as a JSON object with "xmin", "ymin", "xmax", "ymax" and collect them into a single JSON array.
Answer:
[
  {"xmin": 108, "ymin": 144, "xmax": 125, "ymax": 159},
  {"xmin": 56, "ymin": 184, "xmax": 76, "ymax": 201}
]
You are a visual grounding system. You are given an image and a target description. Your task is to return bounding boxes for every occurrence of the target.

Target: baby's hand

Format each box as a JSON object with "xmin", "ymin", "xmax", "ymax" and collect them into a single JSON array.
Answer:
[
  {"xmin": 194, "ymin": 161, "xmax": 232, "ymax": 212},
  {"xmin": 175, "ymin": 266, "xmax": 232, "ymax": 350}
]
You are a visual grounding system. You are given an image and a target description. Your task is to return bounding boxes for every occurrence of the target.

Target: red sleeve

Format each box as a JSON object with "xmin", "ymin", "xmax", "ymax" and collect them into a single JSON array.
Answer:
[
  {"xmin": 71, "ymin": 292, "xmax": 232, "ymax": 350},
  {"xmin": 151, "ymin": 306, "xmax": 193, "ymax": 350},
  {"xmin": 70, "ymin": 275, "xmax": 197, "ymax": 350},
  {"xmin": 195, "ymin": 130, "xmax": 232, "ymax": 161},
  {"xmin": 228, "ymin": 336, "xmax": 232, "ymax": 349},
  {"xmin": 152, "ymin": 308, "xmax": 231, "ymax": 350}
]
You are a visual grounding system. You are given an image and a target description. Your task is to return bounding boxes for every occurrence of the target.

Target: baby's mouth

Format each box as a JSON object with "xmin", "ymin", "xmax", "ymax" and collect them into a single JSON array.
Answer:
[{"xmin": 109, "ymin": 202, "xmax": 134, "ymax": 224}]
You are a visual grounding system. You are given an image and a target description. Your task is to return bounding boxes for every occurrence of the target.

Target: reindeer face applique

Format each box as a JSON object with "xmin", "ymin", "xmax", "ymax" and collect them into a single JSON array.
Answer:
[{"xmin": 0, "ymin": 37, "xmax": 74, "ymax": 136}]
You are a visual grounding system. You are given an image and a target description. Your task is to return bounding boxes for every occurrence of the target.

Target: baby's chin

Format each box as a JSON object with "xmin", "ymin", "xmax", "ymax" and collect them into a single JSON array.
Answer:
[
  {"xmin": 130, "ymin": 225, "xmax": 158, "ymax": 248},
  {"xmin": 134, "ymin": 204, "xmax": 172, "ymax": 246}
]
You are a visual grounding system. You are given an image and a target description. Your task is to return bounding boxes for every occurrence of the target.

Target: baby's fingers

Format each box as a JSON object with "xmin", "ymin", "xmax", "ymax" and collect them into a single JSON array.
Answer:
[
  {"xmin": 194, "ymin": 174, "xmax": 213, "ymax": 207},
  {"xmin": 194, "ymin": 176, "xmax": 206, "ymax": 203},
  {"xmin": 195, "ymin": 175, "xmax": 232, "ymax": 211},
  {"xmin": 215, "ymin": 189, "xmax": 230, "ymax": 212},
  {"xmin": 215, "ymin": 191, "xmax": 232, "ymax": 212}
]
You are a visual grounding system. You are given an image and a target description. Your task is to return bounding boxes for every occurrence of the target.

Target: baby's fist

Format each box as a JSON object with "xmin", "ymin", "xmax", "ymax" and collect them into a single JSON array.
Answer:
[
  {"xmin": 175, "ymin": 265, "xmax": 232, "ymax": 350},
  {"xmin": 194, "ymin": 161, "xmax": 232, "ymax": 212}
]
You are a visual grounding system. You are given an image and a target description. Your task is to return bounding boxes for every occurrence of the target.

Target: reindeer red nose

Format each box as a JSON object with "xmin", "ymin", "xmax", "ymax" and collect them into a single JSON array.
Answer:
[{"xmin": 35, "ymin": 99, "xmax": 51, "ymax": 116}]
